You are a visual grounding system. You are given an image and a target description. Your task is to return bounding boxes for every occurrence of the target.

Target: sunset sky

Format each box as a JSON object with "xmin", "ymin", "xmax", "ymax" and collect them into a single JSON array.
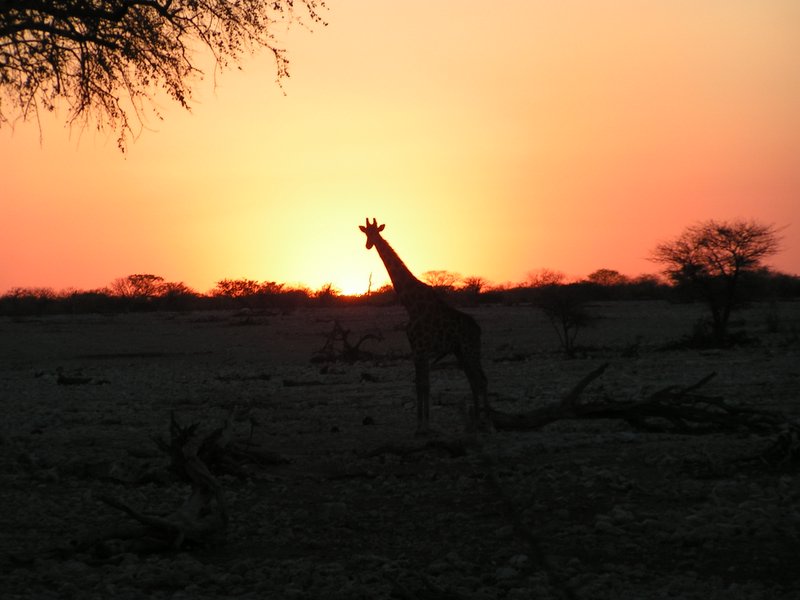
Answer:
[{"xmin": 2, "ymin": 0, "xmax": 799, "ymax": 295}]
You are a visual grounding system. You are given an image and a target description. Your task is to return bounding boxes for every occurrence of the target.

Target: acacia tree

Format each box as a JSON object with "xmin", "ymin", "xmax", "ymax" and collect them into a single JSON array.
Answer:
[
  {"xmin": 534, "ymin": 284, "xmax": 593, "ymax": 358},
  {"xmin": 314, "ymin": 282, "xmax": 340, "ymax": 306},
  {"xmin": 108, "ymin": 273, "xmax": 165, "ymax": 298},
  {"xmin": 526, "ymin": 268, "xmax": 566, "ymax": 288},
  {"xmin": 461, "ymin": 275, "xmax": 487, "ymax": 294},
  {"xmin": 586, "ymin": 268, "xmax": 629, "ymax": 287},
  {"xmin": 0, "ymin": 0, "xmax": 325, "ymax": 149},
  {"xmin": 651, "ymin": 219, "xmax": 782, "ymax": 344},
  {"xmin": 212, "ymin": 278, "xmax": 262, "ymax": 299},
  {"xmin": 422, "ymin": 270, "xmax": 461, "ymax": 290}
]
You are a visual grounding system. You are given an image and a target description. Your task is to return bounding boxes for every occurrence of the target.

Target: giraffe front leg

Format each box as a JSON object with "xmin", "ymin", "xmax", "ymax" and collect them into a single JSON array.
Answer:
[{"xmin": 414, "ymin": 356, "xmax": 431, "ymax": 436}]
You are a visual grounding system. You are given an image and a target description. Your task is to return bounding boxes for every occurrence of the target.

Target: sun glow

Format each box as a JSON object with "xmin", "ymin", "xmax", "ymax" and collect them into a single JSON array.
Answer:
[
  {"xmin": 295, "ymin": 234, "xmax": 392, "ymax": 297},
  {"xmin": 331, "ymin": 272, "xmax": 377, "ymax": 297},
  {"xmin": 1, "ymin": 0, "xmax": 799, "ymax": 295}
]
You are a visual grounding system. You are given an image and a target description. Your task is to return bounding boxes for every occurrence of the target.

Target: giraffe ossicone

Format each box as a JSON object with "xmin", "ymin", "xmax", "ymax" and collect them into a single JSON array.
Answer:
[
  {"xmin": 359, "ymin": 218, "xmax": 491, "ymax": 435},
  {"xmin": 359, "ymin": 218, "xmax": 385, "ymax": 250}
]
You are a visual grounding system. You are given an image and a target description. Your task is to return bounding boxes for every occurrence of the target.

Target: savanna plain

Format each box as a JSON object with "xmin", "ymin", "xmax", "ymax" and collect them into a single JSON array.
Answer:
[{"xmin": 1, "ymin": 300, "xmax": 799, "ymax": 599}]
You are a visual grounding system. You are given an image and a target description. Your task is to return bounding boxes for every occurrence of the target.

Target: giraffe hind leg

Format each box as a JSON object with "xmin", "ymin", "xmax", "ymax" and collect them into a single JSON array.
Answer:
[
  {"xmin": 414, "ymin": 356, "xmax": 431, "ymax": 435},
  {"xmin": 458, "ymin": 353, "xmax": 491, "ymax": 432},
  {"xmin": 469, "ymin": 365, "xmax": 491, "ymax": 425}
]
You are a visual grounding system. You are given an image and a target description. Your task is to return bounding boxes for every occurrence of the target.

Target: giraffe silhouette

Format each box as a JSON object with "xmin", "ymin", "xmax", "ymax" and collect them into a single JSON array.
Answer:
[{"xmin": 359, "ymin": 218, "xmax": 491, "ymax": 434}]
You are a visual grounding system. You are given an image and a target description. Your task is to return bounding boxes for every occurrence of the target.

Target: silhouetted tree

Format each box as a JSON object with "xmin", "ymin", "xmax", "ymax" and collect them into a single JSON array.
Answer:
[
  {"xmin": 314, "ymin": 282, "xmax": 340, "ymax": 306},
  {"xmin": 212, "ymin": 279, "xmax": 261, "ymax": 299},
  {"xmin": 586, "ymin": 268, "xmax": 629, "ymax": 286},
  {"xmin": 157, "ymin": 281, "xmax": 198, "ymax": 310},
  {"xmin": 0, "ymin": 1, "xmax": 326, "ymax": 149},
  {"xmin": 526, "ymin": 268, "xmax": 566, "ymax": 288},
  {"xmin": 65, "ymin": 289, "xmax": 119, "ymax": 314},
  {"xmin": 651, "ymin": 219, "xmax": 782, "ymax": 344},
  {"xmin": 455, "ymin": 275, "xmax": 486, "ymax": 306},
  {"xmin": 535, "ymin": 284, "xmax": 594, "ymax": 358},
  {"xmin": 109, "ymin": 274, "xmax": 165, "ymax": 298},
  {"xmin": 628, "ymin": 274, "xmax": 667, "ymax": 300},
  {"xmin": 6, "ymin": 286, "xmax": 56, "ymax": 299},
  {"xmin": 0, "ymin": 287, "xmax": 57, "ymax": 316},
  {"xmin": 258, "ymin": 281, "xmax": 285, "ymax": 295},
  {"xmin": 159, "ymin": 281, "xmax": 195, "ymax": 296},
  {"xmin": 461, "ymin": 276, "xmax": 487, "ymax": 295},
  {"xmin": 422, "ymin": 270, "xmax": 461, "ymax": 290}
]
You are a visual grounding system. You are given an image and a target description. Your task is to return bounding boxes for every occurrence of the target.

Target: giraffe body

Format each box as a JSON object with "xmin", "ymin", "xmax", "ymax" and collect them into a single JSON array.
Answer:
[{"xmin": 359, "ymin": 218, "xmax": 490, "ymax": 434}]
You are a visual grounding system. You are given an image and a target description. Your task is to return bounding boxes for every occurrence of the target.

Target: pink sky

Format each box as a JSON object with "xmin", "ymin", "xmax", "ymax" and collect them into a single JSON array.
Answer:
[{"xmin": 2, "ymin": 0, "xmax": 798, "ymax": 295}]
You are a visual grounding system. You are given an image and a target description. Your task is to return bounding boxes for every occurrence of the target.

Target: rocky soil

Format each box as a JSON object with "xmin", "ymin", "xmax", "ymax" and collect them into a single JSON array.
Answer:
[{"xmin": 1, "ymin": 301, "xmax": 799, "ymax": 599}]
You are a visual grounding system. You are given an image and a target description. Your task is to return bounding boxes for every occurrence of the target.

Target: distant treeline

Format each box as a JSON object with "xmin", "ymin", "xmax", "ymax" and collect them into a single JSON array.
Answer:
[{"xmin": 1, "ymin": 269, "xmax": 798, "ymax": 317}]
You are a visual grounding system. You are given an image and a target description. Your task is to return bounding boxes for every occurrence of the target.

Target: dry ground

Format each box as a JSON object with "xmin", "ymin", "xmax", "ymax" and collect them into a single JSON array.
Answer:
[{"xmin": 1, "ymin": 301, "xmax": 799, "ymax": 599}]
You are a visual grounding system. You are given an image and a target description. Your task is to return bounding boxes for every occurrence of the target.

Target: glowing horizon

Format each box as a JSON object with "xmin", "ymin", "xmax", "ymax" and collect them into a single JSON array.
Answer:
[{"xmin": 2, "ymin": 0, "xmax": 799, "ymax": 296}]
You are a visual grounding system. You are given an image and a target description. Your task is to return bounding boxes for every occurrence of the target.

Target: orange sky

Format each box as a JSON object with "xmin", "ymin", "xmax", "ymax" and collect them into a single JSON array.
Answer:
[{"xmin": 2, "ymin": 0, "xmax": 799, "ymax": 295}]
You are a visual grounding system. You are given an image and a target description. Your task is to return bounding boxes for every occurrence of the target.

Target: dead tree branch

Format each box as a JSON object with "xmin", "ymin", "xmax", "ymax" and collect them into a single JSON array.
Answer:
[
  {"xmin": 75, "ymin": 411, "xmax": 287, "ymax": 557},
  {"xmin": 490, "ymin": 364, "xmax": 792, "ymax": 436},
  {"xmin": 90, "ymin": 414, "xmax": 230, "ymax": 554},
  {"xmin": 312, "ymin": 320, "xmax": 384, "ymax": 363},
  {"xmin": 152, "ymin": 411, "xmax": 287, "ymax": 478}
]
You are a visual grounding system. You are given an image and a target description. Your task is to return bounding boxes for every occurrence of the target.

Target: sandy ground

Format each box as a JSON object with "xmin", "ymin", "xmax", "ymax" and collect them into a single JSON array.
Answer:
[{"xmin": 1, "ymin": 300, "xmax": 799, "ymax": 599}]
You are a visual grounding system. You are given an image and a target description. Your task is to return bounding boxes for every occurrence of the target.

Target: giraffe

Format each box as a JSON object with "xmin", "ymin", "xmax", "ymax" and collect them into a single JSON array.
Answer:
[{"xmin": 359, "ymin": 218, "xmax": 491, "ymax": 435}]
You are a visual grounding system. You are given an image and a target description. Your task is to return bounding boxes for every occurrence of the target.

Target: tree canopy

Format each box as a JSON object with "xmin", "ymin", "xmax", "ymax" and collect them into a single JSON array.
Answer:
[
  {"xmin": 0, "ymin": 0, "xmax": 325, "ymax": 149},
  {"xmin": 422, "ymin": 270, "xmax": 462, "ymax": 290},
  {"xmin": 651, "ymin": 219, "xmax": 782, "ymax": 343},
  {"xmin": 586, "ymin": 268, "xmax": 629, "ymax": 287},
  {"xmin": 109, "ymin": 273, "xmax": 165, "ymax": 298},
  {"xmin": 652, "ymin": 220, "xmax": 781, "ymax": 284}
]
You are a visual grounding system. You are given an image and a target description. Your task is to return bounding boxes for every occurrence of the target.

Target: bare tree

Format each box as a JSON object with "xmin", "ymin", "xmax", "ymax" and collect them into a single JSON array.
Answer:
[
  {"xmin": 108, "ymin": 273, "xmax": 165, "ymax": 298},
  {"xmin": 159, "ymin": 281, "xmax": 195, "ymax": 297},
  {"xmin": 651, "ymin": 219, "xmax": 782, "ymax": 344},
  {"xmin": 586, "ymin": 268, "xmax": 629, "ymax": 286},
  {"xmin": 461, "ymin": 275, "xmax": 487, "ymax": 294},
  {"xmin": 422, "ymin": 270, "xmax": 461, "ymax": 290},
  {"xmin": 0, "ymin": 1, "xmax": 326, "ymax": 149},
  {"xmin": 258, "ymin": 281, "xmax": 285, "ymax": 295},
  {"xmin": 314, "ymin": 282, "xmax": 340, "ymax": 306},
  {"xmin": 526, "ymin": 268, "xmax": 566, "ymax": 288},
  {"xmin": 535, "ymin": 284, "xmax": 593, "ymax": 358},
  {"xmin": 212, "ymin": 278, "xmax": 261, "ymax": 298},
  {"xmin": 4, "ymin": 286, "xmax": 57, "ymax": 299}
]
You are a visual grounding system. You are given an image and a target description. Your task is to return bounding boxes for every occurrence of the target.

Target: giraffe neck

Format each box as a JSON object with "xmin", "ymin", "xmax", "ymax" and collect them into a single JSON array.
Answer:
[{"xmin": 372, "ymin": 236, "xmax": 428, "ymax": 307}]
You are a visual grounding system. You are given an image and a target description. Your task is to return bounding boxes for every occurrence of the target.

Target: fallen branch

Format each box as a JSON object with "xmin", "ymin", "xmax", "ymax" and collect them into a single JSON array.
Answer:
[
  {"xmin": 152, "ymin": 411, "xmax": 288, "ymax": 479},
  {"xmin": 561, "ymin": 362, "xmax": 609, "ymax": 408},
  {"xmin": 96, "ymin": 478, "xmax": 226, "ymax": 551},
  {"xmin": 490, "ymin": 365, "xmax": 791, "ymax": 435},
  {"xmin": 312, "ymin": 319, "xmax": 384, "ymax": 363},
  {"xmin": 77, "ymin": 411, "xmax": 287, "ymax": 558},
  {"xmin": 88, "ymin": 416, "xmax": 230, "ymax": 555},
  {"xmin": 489, "ymin": 363, "xmax": 609, "ymax": 430}
]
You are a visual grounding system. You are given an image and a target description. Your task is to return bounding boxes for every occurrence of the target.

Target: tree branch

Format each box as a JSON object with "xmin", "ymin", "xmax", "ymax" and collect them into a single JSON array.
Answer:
[{"xmin": 0, "ymin": 0, "xmax": 326, "ymax": 149}]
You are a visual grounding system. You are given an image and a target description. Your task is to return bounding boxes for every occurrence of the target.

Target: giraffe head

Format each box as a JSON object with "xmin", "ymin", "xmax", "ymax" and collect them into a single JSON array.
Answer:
[{"xmin": 359, "ymin": 218, "xmax": 385, "ymax": 250}]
